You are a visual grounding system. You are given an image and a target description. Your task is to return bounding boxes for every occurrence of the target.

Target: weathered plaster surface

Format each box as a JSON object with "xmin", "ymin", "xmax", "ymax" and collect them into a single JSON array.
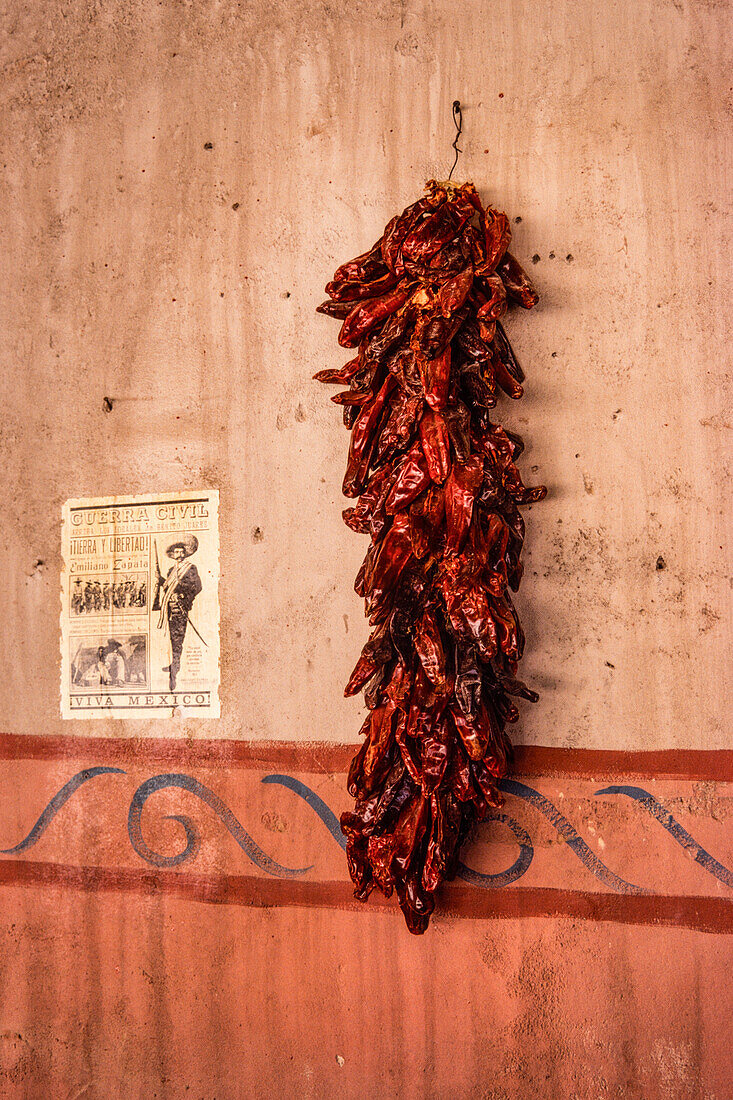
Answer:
[
  {"xmin": 0, "ymin": 4, "xmax": 731, "ymax": 1097},
  {"xmin": 1, "ymin": 0, "xmax": 731, "ymax": 749},
  {"xmin": 0, "ymin": 889, "xmax": 731, "ymax": 1099}
]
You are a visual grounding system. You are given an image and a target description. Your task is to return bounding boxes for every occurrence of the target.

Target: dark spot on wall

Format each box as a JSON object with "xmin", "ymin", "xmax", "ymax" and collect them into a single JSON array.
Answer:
[
  {"xmin": 551, "ymin": 351, "xmax": 557, "ymax": 358},
  {"xmin": 102, "ymin": 396, "xmax": 114, "ymax": 413},
  {"xmin": 251, "ymin": 527, "xmax": 264, "ymax": 543},
  {"xmin": 566, "ymin": 254, "xmax": 574, "ymax": 262},
  {"xmin": 232, "ymin": 202, "xmax": 240, "ymax": 210},
  {"xmin": 514, "ymin": 216, "xmax": 522, "ymax": 224},
  {"xmin": 204, "ymin": 142, "xmax": 213, "ymax": 150},
  {"xmin": 699, "ymin": 604, "xmax": 721, "ymax": 633},
  {"xmin": 605, "ymin": 661, "xmax": 615, "ymax": 668},
  {"xmin": 549, "ymin": 251, "xmax": 555, "ymax": 259},
  {"xmin": 261, "ymin": 810, "xmax": 288, "ymax": 833},
  {"xmin": 656, "ymin": 555, "xmax": 666, "ymax": 570},
  {"xmin": 532, "ymin": 254, "xmax": 540, "ymax": 264}
]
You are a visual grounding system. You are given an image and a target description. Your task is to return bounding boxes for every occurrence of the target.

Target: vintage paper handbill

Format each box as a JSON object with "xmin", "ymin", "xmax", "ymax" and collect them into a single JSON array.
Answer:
[{"xmin": 60, "ymin": 491, "xmax": 220, "ymax": 719}]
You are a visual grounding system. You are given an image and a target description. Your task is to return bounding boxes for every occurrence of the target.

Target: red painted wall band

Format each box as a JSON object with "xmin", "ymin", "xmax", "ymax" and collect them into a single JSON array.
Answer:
[
  {"xmin": 0, "ymin": 859, "xmax": 730, "ymax": 934},
  {"xmin": 0, "ymin": 733, "xmax": 730, "ymax": 781}
]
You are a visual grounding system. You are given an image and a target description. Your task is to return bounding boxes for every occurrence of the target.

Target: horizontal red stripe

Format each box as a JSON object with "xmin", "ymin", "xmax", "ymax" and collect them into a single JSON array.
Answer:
[
  {"xmin": 0, "ymin": 733, "xmax": 730, "ymax": 781},
  {"xmin": 0, "ymin": 859, "xmax": 730, "ymax": 933}
]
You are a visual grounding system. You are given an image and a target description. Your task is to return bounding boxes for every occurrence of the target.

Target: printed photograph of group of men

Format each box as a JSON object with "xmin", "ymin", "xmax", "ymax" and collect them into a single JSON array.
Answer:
[{"xmin": 71, "ymin": 575, "xmax": 147, "ymax": 614}]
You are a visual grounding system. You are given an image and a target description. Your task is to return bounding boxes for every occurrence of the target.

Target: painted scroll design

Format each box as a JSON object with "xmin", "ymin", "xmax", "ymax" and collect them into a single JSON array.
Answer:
[
  {"xmin": 1, "ymin": 767, "xmax": 126, "ymax": 854},
  {"xmin": 596, "ymin": 785, "xmax": 733, "ymax": 889},
  {"xmin": 1, "ymin": 769, "xmax": 732, "ymax": 896},
  {"xmin": 127, "ymin": 774, "xmax": 312, "ymax": 877},
  {"xmin": 2, "ymin": 769, "xmax": 310, "ymax": 879},
  {"xmin": 264, "ymin": 774, "xmax": 540, "ymax": 891}
]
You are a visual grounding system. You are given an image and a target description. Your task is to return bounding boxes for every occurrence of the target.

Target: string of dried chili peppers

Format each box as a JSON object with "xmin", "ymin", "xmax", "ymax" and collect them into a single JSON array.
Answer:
[{"xmin": 315, "ymin": 179, "xmax": 545, "ymax": 934}]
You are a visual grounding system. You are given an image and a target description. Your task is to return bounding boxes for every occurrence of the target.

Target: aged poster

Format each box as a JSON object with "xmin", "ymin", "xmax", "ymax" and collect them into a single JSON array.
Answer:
[{"xmin": 60, "ymin": 491, "xmax": 220, "ymax": 719}]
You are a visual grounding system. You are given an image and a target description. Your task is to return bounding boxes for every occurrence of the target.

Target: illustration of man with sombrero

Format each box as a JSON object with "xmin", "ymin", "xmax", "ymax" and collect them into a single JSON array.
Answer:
[{"xmin": 153, "ymin": 533, "xmax": 203, "ymax": 691}]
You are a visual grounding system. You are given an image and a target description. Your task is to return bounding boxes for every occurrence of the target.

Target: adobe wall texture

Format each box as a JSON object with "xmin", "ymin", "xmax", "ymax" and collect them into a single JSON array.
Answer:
[
  {"xmin": 0, "ymin": 888, "xmax": 730, "ymax": 1099},
  {"xmin": 1, "ymin": 0, "xmax": 730, "ymax": 749},
  {"xmin": 0, "ymin": 3, "xmax": 731, "ymax": 1099}
]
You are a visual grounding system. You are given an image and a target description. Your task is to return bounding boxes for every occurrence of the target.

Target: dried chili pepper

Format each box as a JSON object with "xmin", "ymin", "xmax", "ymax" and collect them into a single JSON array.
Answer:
[{"xmin": 316, "ymin": 179, "xmax": 545, "ymax": 933}]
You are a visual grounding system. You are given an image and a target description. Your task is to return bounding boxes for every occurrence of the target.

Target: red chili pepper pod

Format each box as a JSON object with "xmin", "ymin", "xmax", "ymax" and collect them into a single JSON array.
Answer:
[
  {"xmin": 342, "ymin": 375, "xmax": 397, "ymax": 497},
  {"xmin": 409, "ymin": 484, "xmax": 445, "ymax": 559},
  {"xmin": 478, "ymin": 207, "xmax": 511, "ymax": 273},
  {"xmin": 476, "ymin": 274, "xmax": 508, "ymax": 322},
  {"xmin": 413, "ymin": 606, "xmax": 447, "ymax": 690},
  {"xmin": 444, "ymin": 454, "xmax": 485, "ymax": 553},
  {"xmin": 420, "ymin": 718, "xmax": 452, "ymax": 794},
  {"xmin": 330, "ymin": 239, "xmax": 385, "ymax": 289},
  {"xmin": 338, "ymin": 285, "xmax": 413, "ymax": 348},
  {"xmin": 325, "ymin": 270, "xmax": 399, "ymax": 304},
  {"xmin": 363, "ymin": 513, "xmax": 414, "ymax": 624},
  {"xmin": 438, "ymin": 266, "xmax": 474, "ymax": 317},
  {"xmin": 419, "ymin": 407, "xmax": 452, "ymax": 483},
  {"xmin": 496, "ymin": 251, "xmax": 539, "ymax": 309},
  {"xmin": 384, "ymin": 445, "xmax": 431, "ymax": 514}
]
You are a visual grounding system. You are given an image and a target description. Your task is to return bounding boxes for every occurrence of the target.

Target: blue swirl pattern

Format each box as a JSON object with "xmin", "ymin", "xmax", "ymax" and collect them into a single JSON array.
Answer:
[
  {"xmin": 499, "ymin": 778, "xmax": 649, "ymax": 895},
  {"xmin": 1, "ymin": 767, "xmax": 126, "ymax": 854},
  {"xmin": 596, "ymin": 785, "xmax": 733, "ymax": 889},
  {"xmin": 457, "ymin": 814, "xmax": 535, "ymax": 888},
  {"xmin": 262, "ymin": 773, "xmax": 536, "ymax": 889},
  {"xmin": 262, "ymin": 774, "xmax": 346, "ymax": 849},
  {"xmin": 128, "ymin": 773, "xmax": 312, "ymax": 877},
  {"xmin": 1, "ymin": 766, "xmax": 730, "ymax": 898}
]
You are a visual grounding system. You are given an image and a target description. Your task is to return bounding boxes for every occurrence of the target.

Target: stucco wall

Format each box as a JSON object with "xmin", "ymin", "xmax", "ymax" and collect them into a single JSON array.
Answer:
[
  {"xmin": 1, "ymin": 0, "xmax": 730, "ymax": 749},
  {"xmin": 0, "ymin": 2, "xmax": 731, "ymax": 1098},
  {"xmin": 0, "ymin": 889, "xmax": 731, "ymax": 1099}
]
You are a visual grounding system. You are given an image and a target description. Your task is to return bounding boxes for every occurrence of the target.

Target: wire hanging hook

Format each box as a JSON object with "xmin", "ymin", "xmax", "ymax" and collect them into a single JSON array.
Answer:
[{"xmin": 448, "ymin": 100, "xmax": 463, "ymax": 181}]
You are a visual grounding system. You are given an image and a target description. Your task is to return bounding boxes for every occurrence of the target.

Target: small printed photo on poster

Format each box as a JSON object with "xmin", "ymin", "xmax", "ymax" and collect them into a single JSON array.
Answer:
[
  {"xmin": 70, "ymin": 574, "xmax": 148, "ymax": 615},
  {"xmin": 70, "ymin": 634, "xmax": 147, "ymax": 688}
]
